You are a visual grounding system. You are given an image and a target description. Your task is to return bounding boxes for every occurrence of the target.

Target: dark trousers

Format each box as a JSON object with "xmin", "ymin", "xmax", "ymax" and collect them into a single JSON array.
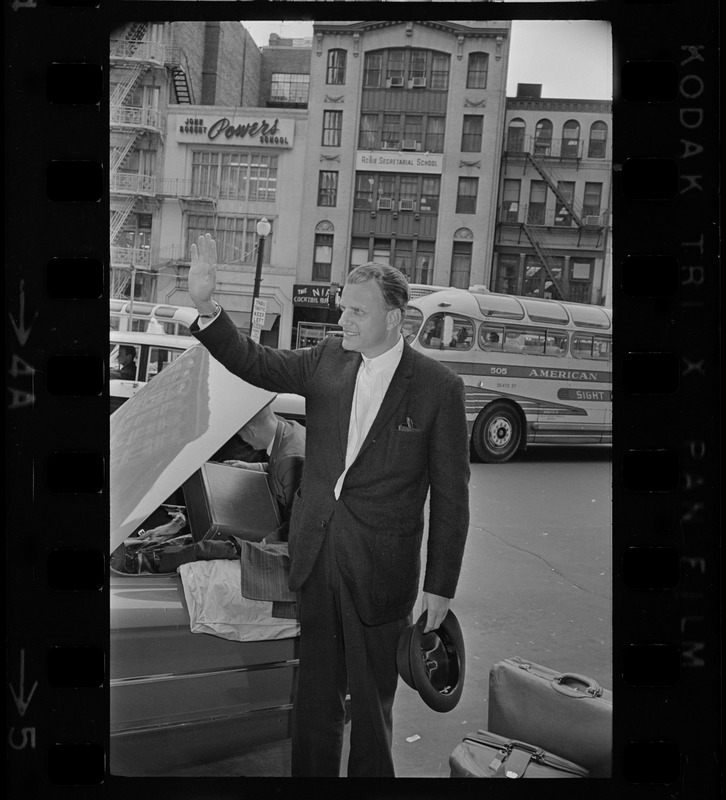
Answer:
[{"xmin": 291, "ymin": 517, "xmax": 410, "ymax": 777}]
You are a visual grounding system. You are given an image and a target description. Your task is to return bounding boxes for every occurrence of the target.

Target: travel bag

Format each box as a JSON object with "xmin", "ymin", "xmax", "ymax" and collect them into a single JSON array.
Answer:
[
  {"xmin": 488, "ymin": 656, "xmax": 612, "ymax": 777},
  {"xmin": 450, "ymin": 730, "xmax": 589, "ymax": 778},
  {"xmin": 182, "ymin": 461, "xmax": 281, "ymax": 543}
]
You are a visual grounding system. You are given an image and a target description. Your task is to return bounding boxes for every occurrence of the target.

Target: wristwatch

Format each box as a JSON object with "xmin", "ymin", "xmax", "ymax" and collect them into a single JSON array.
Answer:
[{"xmin": 198, "ymin": 301, "xmax": 221, "ymax": 319}]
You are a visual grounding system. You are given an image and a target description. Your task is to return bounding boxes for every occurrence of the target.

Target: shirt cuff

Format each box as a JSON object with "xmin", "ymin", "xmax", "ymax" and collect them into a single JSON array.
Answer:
[{"xmin": 197, "ymin": 302, "xmax": 222, "ymax": 329}]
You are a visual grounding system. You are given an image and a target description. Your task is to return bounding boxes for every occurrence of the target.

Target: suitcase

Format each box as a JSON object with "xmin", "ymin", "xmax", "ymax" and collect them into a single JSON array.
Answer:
[
  {"xmin": 182, "ymin": 461, "xmax": 281, "ymax": 544},
  {"xmin": 450, "ymin": 730, "xmax": 589, "ymax": 778},
  {"xmin": 488, "ymin": 656, "xmax": 612, "ymax": 777}
]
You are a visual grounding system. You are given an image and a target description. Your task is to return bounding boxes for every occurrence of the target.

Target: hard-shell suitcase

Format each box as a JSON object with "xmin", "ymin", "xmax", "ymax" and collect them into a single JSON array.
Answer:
[
  {"xmin": 488, "ymin": 656, "xmax": 612, "ymax": 777},
  {"xmin": 182, "ymin": 461, "xmax": 281, "ymax": 543},
  {"xmin": 450, "ymin": 730, "xmax": 589, "ymax": 779}
]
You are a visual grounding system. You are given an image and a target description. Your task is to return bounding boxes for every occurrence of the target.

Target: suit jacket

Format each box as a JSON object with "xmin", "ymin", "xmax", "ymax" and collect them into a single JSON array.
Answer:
[
  {"xmin": 264, "ymin": 417, "xmax": 306, "ymax": 542},
  {"xmin": 193, "ymin": 310, "xmax": 470, "ymax": 626}
]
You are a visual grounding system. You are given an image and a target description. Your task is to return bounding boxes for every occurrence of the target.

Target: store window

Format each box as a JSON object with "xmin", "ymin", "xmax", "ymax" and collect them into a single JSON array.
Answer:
[
  {"xmin": 451, "ymin": 242, "xmax": 472, "ymax": 288},
  {"xmin": 313, "ymin": 233, "xmax": 334, "ymax": 281},
  {"xmin": 588, "ymin": 121, "xmax": 608, "ymax": 158},
  {"xmin": 322, "ymin": 110, "xmax": 343, "ymax": 147},
  {"xmin": 326, "ymin": 49, "xmax": 347, "ymax": 85},
  {"xmin": 534, "ymin": 119, "xmax": 553, "ymax": 155},
  {"xmin": 506, "ymin": 119, "xmax": 526, "ymax": 152},
  {"xmin": 317, "ymin": 171, "xmax": 338, "ymax": 207},
  {"xmin": 561, "ymin": 120, "xmax": 581, "ymax": 158},
  {"xmin": 456, "ymin": 178, "xmax": 479, "ymax": 214},
  {"xmin": 461, "ymin": 115, "xmax": 484, "ymax": 152},
  {"xmin": 466, "ymin": 52, "xmax": 489, "ymax": 89}
]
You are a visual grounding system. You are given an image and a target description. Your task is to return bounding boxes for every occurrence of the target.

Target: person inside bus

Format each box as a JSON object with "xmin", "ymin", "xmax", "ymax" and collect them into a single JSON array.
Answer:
[
  {"xmin": 503, "ymin": 331, "xmax": 525, "ymax": 352},
  {"xmin": 482, "ymin": 330, "xmax": 501, "ymax": 348},
  {"xmin": 449, "ymin": 326, "xmax": 470, "ymax": 349},
  {"xmin": 110, "ymin": 345, "xmax": 137, "ymax": 380}
]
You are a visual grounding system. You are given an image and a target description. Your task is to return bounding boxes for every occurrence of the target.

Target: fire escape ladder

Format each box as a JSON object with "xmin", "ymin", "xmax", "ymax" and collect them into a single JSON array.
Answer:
[
  {"xmin": 522, "ymin": 224, "xmax": 566, "ymax": 300},
  {"xmin": 111, "ymin": 269, "xmax": 133, "ymax": 299},
  {"xmin": 111, "ymin": 129, "xmax": 142, "ymax": 173},
  {"xmin": 171, "ymin": 67, "xmax": 193, "ymax": 104},
  {"xmin": 527, "ymin": 153, "xmax": 584, "ymax": 227},
  {"xmin": 110, "ymin": 195, "xmax": 138, "ymax": 243},
  {"xmin": 110, "ymin": 64, "xmax": 147, "ymax": 108}
]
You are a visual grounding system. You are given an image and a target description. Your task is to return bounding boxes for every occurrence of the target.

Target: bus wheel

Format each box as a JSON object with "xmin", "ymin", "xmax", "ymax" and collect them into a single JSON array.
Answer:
[{"xmin": 472, "ymin": 403, "xmax": 522, "ymax": 463}]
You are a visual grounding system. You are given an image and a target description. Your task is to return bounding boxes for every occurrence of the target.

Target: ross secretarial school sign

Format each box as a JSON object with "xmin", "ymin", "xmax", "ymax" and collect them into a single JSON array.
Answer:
[
  {"xmin": 174, "ymin": 115, "xmax": 295, "ymax": 147},
  {"xmin": 356, "ymin": 150, "xmax": 443, "ymax": 174}
]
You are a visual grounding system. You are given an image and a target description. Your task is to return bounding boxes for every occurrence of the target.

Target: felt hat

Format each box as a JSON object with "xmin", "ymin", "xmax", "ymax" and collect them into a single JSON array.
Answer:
[{"xmin": 396, "ymin": 609, "xmax": 465, "ymax": 712}]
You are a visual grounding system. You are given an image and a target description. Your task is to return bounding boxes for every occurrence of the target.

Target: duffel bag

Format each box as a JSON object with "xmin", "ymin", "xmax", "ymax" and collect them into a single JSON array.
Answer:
[
  {"xmin": 450, "ymin": 730, "xmax": 589, "ymax": 778},
  {"xmin": 488, "ymin": 656, "xmax": 612, "ymax": 777}
]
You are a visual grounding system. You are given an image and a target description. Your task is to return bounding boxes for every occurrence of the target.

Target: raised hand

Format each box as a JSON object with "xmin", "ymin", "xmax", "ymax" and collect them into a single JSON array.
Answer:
[{"xmin": 188, "ymin": 233, "xmax": 218, "ymax": 312}]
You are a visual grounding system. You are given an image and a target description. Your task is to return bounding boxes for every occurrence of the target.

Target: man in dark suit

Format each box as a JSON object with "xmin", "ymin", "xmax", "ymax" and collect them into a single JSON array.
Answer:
[
  {"xmin": 223, "ymin": 401, "xmax": 306, "ymax": 543},
  {"xmin": 188, "ymin": 234, "xmax": 469, "ymax": 777}
]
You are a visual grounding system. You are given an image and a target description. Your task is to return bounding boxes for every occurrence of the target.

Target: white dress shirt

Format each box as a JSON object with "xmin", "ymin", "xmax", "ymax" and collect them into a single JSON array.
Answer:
[{"xmin": 334, "ymin": 336, "xmax": 404, "ymax": 499}]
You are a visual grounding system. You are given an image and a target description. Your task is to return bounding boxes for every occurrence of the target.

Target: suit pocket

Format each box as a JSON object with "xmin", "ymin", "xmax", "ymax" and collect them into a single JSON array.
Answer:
[{"xmin": 391, "ymin": 429, "xmax": 427, "ymax": 463}]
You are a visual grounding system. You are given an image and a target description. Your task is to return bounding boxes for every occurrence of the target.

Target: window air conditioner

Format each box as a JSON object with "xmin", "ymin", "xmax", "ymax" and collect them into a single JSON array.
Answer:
[
  {"xmin": 381, "ymin": 141, "xmax": 400, "ymax": 150},
  {"xmin": 401, "ymin": 139, "xmax": 420, "ymax": 151},
  {"xmin": 399, "ymin": 199, "xmax": 416, "ymax": 211},
  {"xmin": 584, "ymin": 215, "xmax": 601, "ymax": 226},
  {"xmin": 409, "ymin": 77, "xmax": 427, "ymax": 88},
  {"xmin": 386, "ymin": 76, "xmax": 404, "ymax": 88},
  {"xmin": 377, "ymin": 198, "xmax": 394, "ymax": 210}
]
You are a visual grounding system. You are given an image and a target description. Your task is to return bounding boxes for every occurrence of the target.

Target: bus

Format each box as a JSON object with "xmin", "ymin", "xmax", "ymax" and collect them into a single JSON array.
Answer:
[
  {"xmin": 403, "ymin": 288, "xmax": 612, "ymax": 463},
  {"xmin": 110, "ymin": 299, "xmax": 197, "ymax": 336}
]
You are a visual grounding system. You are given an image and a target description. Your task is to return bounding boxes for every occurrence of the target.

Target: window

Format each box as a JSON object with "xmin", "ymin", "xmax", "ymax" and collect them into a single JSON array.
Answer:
[
  {"xmin": 554, "ymin": 181, "xmax": 575, "ymax": 226},
  {"xmin": 425, "ymin": 117, "xmax": 445, "ymax": 152},
  {"xmin": 248, "ymin": 154, "xmax": 277, "ymax": 201},
  {"xmin": 382, "ymin": 114, "xmax": 400, "ymax": 149},
  {"xmin": 502, "ymin": 180, "xmax": 521, "ymax": 222},
  {"xmin": 534, "ymin": 119, "xmax": 553, "ymax": 155},
  {"xmin": 582, "ymin": 183, "xmax": 603, "ymax": 217},
  {"xmin": 572, "ymin": 333, "xmax": 612, "ymax": 361},
  {"xmin": 354, "ymin": 174, "xmax": 441, "ymax": 213},
  {"xmin": 326, "ymin": 49, "xmax": 347, "ymax": 85},
  {"xmin": 479, "ymin": 325, "xmax": 505, "ymax": 351},
  {"xmin": 313, "ymin": 234, "xmax": 334, "ymax": 282},
  {"xmin": 450, "ymin": 242, "xmax": 472, "ymax": 288},
  {"xmin": 186, "ymin": 215, "xmax": 271, "ymax": 266},
  {"xmin": 317, "ymin": 171, "xmax": 338, "ymax": 207},
  {"xmin": 219, "ymin": 152, "xmax": 248, "ymax": 199},
  {"xmin": 191, "ymin": 151, "xmax": 220, "ymax": 196},
  {"xmin": 349, "ymin": 237, "xmax": 369, "ymax": 270},
  {"xmin": 403, "ymin": 115, "xmax": 423, "ymax": 147},
  {"xmin": 461, "ymin": 115, "xmax": 484, "ymax": 152},
  {"xmin": 386, "ymin": 50, "xmax": 405, "ymax": 84},
  {"xmin": 414, "ymin": 241, "xmax": 434, "ymax": 283},
  {"xmin": 506, "ymin": 119, "xmax": 526, "ymax": 152},
  {"xmin": 588, "ymin": 121, "xmax": 608, "ymax": 158},
  {"xmin": 430, "ymin": 55, "xmax": 450, "ymax": 90},
  {"xmin": 270, "ymin": 73, "xmax": 310, "ymax": 104},
  {"xmin": 354, "ymin": 174, "xmax": 375, "ymax": 209},
  {"xmin": 421, "ymin": 313, "xmax": 475, "ymax": 351},
  {"xmin": 359, "ymin": 114, "xmax": 379, "ymax": 149},
  {"xmin": 527, "ymin": 181, "xmax": 548, "ymax": 225},
  {"xmin": 466, "ymin": 52, "xmax": 489, "ymax": 89},
  {"xmin": 146, "ymin": 346, "xmax": 185, "ymax": 379},
  {"xmin": 186, "ymin": 213, "xmax": 216, "ymax": 257},
  {"xmin": 393, "ymin": 239, "xmax": 413, "ymax": 278},
  {"xmin": 561, "ymin": 120, "xmax": 581, "ymax": 158},
  {"xmin": 494, "ymin": 255, "xmax": 520, "ymax": 296},
  {"xmin": 322, "ymin": 110, "xmax": 343, "ymax": 146},
  {"xmin": 420, "ymin": 177, "xmax": 441, "ymax": 213},
  {"xmin": 409, "ymin": 51, "xmax": 428, "ymax": 80},
  {"xmin": 363, "ymin": 53, "xmax": 383, "ymax": 88},
  {"xmin": 456, "ymin": 178, "xmax": 478, "ymax": 214}
]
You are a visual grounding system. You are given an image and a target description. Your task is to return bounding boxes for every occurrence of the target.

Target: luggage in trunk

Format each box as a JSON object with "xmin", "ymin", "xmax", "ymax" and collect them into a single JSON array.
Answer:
[
  {"xmin": 183, "ymin": 461, "xmax": 281, "ymax": 544},
  {"xmin": 488, "ymin": 656, "xmax": 612, "ymax": 777},
  {"xmin": 450, "ymin": 730, "xmax": 589, "ymax": 778}
]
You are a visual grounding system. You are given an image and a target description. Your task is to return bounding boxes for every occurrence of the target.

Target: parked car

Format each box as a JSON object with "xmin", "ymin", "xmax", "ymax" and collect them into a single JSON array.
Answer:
[{"xmin": 110, "ymin": 342, "xmax": 306, "ymax": 775}]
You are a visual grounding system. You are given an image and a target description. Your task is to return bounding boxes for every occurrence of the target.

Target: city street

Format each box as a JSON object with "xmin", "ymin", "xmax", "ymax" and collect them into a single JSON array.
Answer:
[{"xmin": 167, "ymin": 444, "xmax": 612, "ymax": 778}]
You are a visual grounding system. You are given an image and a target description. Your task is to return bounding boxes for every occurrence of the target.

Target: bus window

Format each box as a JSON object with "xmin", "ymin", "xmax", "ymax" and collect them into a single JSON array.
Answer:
[
  {"xmin": 421, "ymin": 313, "xmax": 474, "ymax": 350},
  {"xmin": 146, "ymin": 346, "xmax": 185, "ymax": 379},
  {"xmin": 402, "ymin": 307, "xmax": 424, "ymax": 343},
  {"xmin": 479, "ymin": 325, "xmax": 504, "ymax": 351},
  {"xmin": 545, "ymin": 331, "xmax": 568, "ymax": 356},
  {"xmin": 572, "ymin": 333, "xmax": 612, "ymax": 361},
  {"xmin": 502, "ymin": 326, "xmax": 528, "ymax": 353}
]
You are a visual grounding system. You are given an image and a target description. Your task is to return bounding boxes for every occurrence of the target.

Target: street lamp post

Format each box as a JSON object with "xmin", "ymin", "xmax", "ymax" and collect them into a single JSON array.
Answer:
[{"xmin": 249, "ymin": 217, "xmax": 271, "ymax": 336}]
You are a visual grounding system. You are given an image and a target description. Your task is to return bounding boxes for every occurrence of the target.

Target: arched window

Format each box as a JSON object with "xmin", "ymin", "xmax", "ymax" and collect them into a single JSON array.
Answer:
[
  {"xmin": 588, "ymin": 121, "xmax": 608, "ymax": 158},
  {"xmin": 561, "ymin": 120, "xmax": 581, "ymax": 158},
  {"xmin": 466, "ymin": 52, "xmax": 489, "ymax": 89},
  {"xmin": 506, "ymin": 118, "xmax": 526, "ymax": 152},
  {"xmin": 326, "ymin": 49, "xmax": 347, "ymax": 85},
  {"xmin": 534, "ymin": 119, "xmax": 553, "ymax": 155}
]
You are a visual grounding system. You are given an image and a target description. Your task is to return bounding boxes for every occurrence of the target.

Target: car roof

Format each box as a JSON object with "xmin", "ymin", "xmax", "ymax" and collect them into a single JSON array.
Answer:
[{"xmin": 110, "ymin": 331, "xmax": 197, "ymax": 349}]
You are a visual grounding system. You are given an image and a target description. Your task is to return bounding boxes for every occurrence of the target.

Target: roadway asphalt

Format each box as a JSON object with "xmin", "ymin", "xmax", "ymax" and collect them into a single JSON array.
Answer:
[{"xmin": 166, "ymin": 445, "xmax": 612, "ymax": 778}]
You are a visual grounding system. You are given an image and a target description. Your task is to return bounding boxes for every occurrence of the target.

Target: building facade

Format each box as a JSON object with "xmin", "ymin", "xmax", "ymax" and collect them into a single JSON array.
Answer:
[{"xmin": 491, "ymin": 85, "xmax": 612, "ymax": 305}]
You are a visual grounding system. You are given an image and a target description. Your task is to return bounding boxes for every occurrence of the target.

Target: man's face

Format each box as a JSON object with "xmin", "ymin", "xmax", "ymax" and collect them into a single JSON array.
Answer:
[{"xmin": 338, "ymin": 280, "xmax": 398, "ymax": 358}]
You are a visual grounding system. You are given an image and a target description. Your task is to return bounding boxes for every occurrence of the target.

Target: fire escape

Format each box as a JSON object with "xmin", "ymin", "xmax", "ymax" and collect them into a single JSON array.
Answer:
[
  {"xmin": 517, "ymin": 149, "xmax": 605, "ymax": 301},
  {"xmin": 109, "ymin": 23, "xmax": 194, "ymax": 298}
]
